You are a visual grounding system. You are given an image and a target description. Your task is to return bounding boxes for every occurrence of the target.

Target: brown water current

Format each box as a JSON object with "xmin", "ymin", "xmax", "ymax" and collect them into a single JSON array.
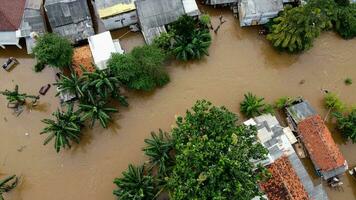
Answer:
[{"xmin": 0, "ymin": 7, "xmax": 356, "ymax": 200}]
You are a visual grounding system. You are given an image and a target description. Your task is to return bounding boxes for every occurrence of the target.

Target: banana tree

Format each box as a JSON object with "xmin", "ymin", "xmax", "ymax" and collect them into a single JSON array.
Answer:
[
  {"xmin": 54, "ymin": 72, "xmax": 84, "ymax": 98},
  {"xmin": 240, "ymin": 92, "xmax": 267, "ymax": 118},
  {"xmin": 78, "ymin": 100, "xmax": 118, "ymax": 128},
  {"xmin": 143, "ymin": 130, "xmax": 174, "ymax": 176},
  {"xmin": 41, "ymin": 104, "xmax": 83, "ymax": 152},
  {"xmin": 113, "ymin": 164, "xmax": 155, "ymax": 200},
  {"xmin": 81, "ymin": 68, "xmax": 121, "ymax": 101},
  {"xmin": 0, "ymin": 175, "xmax": 18, "ymax": 200},
  {"xmin": 0, "ymin": 85, "xmax": 39, "ymax": 107}
]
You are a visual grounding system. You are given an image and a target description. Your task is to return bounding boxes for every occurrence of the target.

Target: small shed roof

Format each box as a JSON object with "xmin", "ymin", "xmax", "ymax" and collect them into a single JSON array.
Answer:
[
  {"xmin": 260, "ymin": 156, "xmax": 310, "ymax": 200},
  {"xmin": 298, "ymin": 115, "xmax": 346, "ymax": 173},
  {"xmin": 0, "ymin": 0, "xmax": 26, "ymax": 31},
  {"xmin": 136, "ymin": 0, "xmax": 185, "ymax": 29},
  {"xmin": 239, "ymin": 0, "xmax": 283, "ymax": 17},
  {"xmin": 286, "ymin": 100, "xmax": 317, "ymax": 124},
  {"xmin": 88, "ymin": 31, "xmax": 124, "ymax": 70},
  {"xmin": 96, "ymin": 0, "xmax": 136, "ymax": 18}
]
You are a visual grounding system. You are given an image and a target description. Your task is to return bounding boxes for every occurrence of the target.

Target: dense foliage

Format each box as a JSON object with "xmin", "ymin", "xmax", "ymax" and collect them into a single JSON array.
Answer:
[
  {"xmin": 335, "ymin": 4, "xmax": 356, "ymax": 39},
  {"xmin": 78, "ymin": 100, "xmax": 118, "ymax": 128},
  {"xmin": 267, "ymin": 0, "xmax": 356, "ymax": 52},
  {"xmin": 333, "ymin": 110, "xmax": 356, "ymax": 142},
  {"xmin": 41, "ymin": 104, "xmax": 83, "ymax": 152},
  {"xmin": 113, "ymin": 164, "xmax": 155, "ymax": 200},
  {"xmin": 0, "ymin": 175, "xmax": 18, "ymax": 200},
  {"xmin": 240, "ymin": 93, "xmax": 273, "ymax": 118},
  {"xmin": 114, "ymin": 100, "xmax": 269, "ymax": 200},
  {"xmin": 33, "ymin": 33, "xmax": 73, "ymax": 68},
  {"xmin": 324, "ymin": 92, "xmax": 345, "ymax": 112},
  {"xmin": 108, "ymin": 45, "xmax": 169, "ymax": 91}
]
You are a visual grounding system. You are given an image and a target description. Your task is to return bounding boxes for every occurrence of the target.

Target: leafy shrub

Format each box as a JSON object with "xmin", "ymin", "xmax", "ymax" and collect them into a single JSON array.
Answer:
[
  {"xmin": 152, "ymin": 32, "xmax": 173, "ymax": 52},
  {"xmin": 333, "ymin": 110, "xmax": 356, "ymax": 142},
  {"xmin": 199, "ymin": 14, "xmax": 211, "ymax": 27},
  {"xmin": 33, "ymin": 33, "xmax": 73, "ymax": 68},
  {"xmin": 108, "ymin": 45, "xmax": 169, "ymax": 91},
  {"xmin": 324, "ymin": 92, "xmax": 345, "ymax": 112},
  {"xmin": 274, "ymin": 96, "xmax": 296, "ymax": 109},
  {"xmin": 34, "ymin": 62, "xmax": 46, "ymax": 72},
  {"xmin": 345, "ymin": 78, "xmax": 353, "ymax": 85}
]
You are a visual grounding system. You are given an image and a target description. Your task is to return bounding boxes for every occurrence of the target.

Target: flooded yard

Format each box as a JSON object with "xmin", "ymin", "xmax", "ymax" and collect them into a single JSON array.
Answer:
[{"xmin": 0, "ymin": 7, "xmax": 356, "ymax": 200}]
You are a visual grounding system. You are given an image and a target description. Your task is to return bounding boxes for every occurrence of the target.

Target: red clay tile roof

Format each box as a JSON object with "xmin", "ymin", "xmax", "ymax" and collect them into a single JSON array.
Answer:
[
  {"xmin": 260, "ymin": 156, "xmax": 310, "ymax": 200},
  {"xmin": 297, "ymin": 115, "xmax": 346, "ymax": 172},
  {"xmin": 0, "ymin": 0, "xmax": 26, "ymax": 31}
]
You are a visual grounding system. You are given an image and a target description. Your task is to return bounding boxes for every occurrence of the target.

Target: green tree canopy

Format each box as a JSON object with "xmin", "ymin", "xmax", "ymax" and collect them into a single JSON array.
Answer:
[
  {"xmin": 33, "ymin": 33, "xmax": 73, "ymax": 68},
  {"xmin": 107, "ymin": 45, "xmax": 169, "ymax": 91},
  {"xmin": 168, "ymin": 100, "xmax": 268, "ymax": 199}
]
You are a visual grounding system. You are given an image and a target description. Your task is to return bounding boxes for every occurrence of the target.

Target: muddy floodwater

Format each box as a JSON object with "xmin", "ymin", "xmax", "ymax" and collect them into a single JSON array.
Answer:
[{"xmin": 1, "ymin": 7, "xmax": 356, "ymax": 200}]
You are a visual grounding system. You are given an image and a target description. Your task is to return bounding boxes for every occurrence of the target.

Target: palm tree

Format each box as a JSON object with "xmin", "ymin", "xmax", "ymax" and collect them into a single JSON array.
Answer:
[
  {"xmin": 143, "ymin": 130, "xmax": 174, "ymax": 175},
  {"xmin": 0, "ymin": 85, "xmax": 39, "ymax": 107},
  {"xmin": 54, "ymin": 72, "xmax": 84, "ymax": 98},
  {"xmin": 240, "ymin": 93, "xmax": 266, "ymax": 118},
  {"xmin": 113, "ymin": 164, "xmax": 155, "ymax": 200},
  {"xmin": 0, "ymin": 175, "xmax": 18, "ymax": 200},
  {"xmin": 78, "ymin": 100, "xmax": 118, "ymax": 128},
  {"xmin": 41, "ymin": 104, "xmax": 82, "ymax": 152}
]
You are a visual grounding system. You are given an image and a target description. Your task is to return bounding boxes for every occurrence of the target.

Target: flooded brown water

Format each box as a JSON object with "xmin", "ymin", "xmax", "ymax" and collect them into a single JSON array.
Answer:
[{"xmin": 1, "ymin": 7, "xmax": 356, "ymax": 200}]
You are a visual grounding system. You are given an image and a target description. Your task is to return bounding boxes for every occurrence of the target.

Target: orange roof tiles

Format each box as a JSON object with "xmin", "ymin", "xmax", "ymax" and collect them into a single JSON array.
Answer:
[
  {"xmin": 72, "ymin": 45, "xmax": 96, "ymax": 76},
  {"xmin": 297, "ymin": 115, "xmax": 345, "ymax": 172},
  {"xmin": 260, "ymin": 157, "xmax": 310, "ymax": 200}
]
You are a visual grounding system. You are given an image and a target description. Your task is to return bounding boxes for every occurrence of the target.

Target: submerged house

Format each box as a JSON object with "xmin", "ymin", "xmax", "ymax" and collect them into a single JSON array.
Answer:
[
  {"xmin": 0, "ymin": 0, "xmax": 26, "ymax": 49},
  {"xmin": 94, "ymin": 0, "xmax": 138, "ymax": 31},
  {"xmin": 244, "ymin": 114, "xmax": 329, "ymax": 200},
  {"xmin": 135, "ymin": 0, "xmax": 199, "ymax": 44},
  {"xmin": 44, "ymin": 0, "xmax": 95, "ymax": 43},
  {"xmin": 286, "ymin": 100, "xmax": 348, "ymax": 180},
  {"xmin": 20, "ymin": 0, "xmax": 47, "ymax": 54},
  {"xmin": 238, "ymin": 0, "xmax": 283, "ymax": 27}
]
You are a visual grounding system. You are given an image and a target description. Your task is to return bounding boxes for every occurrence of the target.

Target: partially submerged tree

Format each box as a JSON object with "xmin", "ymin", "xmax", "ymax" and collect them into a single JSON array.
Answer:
[
  {"xmin": 240, "ymin": 92, "xmax": 272, "ymax": 118},
  {"xmin": 143, "ymin": 130, "xmax": 174, "ymax": 175},
  {"xmin": 54, "ymin": 72, "xmax": 84, "ymax": 98},
  {"xmin": 114, "ymin": 100, "xmax": 269, "ymax": 199},
  {"xmin": 41, "ymin": 104, "xmax": 83, "ymax": 152},
  {"xmin": 78, "ymin": 100, "xmax": 118, "ymax": 128},
  {"xmin": 333, "ymin": 110, "xmax": 356, "ymax": 142},
  {"xmin": 113, "ymin": 164, "xmax": 155, "ymax": 200},
  {"xmin": 274, "ymin": 96, "xmax": 297, "ymax": 109},
  {"xmin": 108, "ymin": 45, "xmax": 169, "ymax": 92},
  {"xmin": 0, "ymin": 85, "xmax": 39, "ymax": 107},
  {"xmin": 33, "ymin": 33, "xmax": 73, "ymax": 68},
  {"xmin": 170, "ymin": 15, "xmax": 212, "ymax": 61},
  {"xmin": 0, "ymin": 175, "xmax": 18, "ymax": 200},
  {"xmin": 324, "ymin": 92, "xmax": 345, "ymax": 121},
  {"xmin": 168, "ymin": 100, "xmax": 268, "ymax": 199}
]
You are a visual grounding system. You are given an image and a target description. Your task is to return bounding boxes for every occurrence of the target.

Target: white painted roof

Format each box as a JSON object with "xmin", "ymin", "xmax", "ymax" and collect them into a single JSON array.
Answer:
[
  {"xmin": 182, "ymin": 0, "xmax": 199, "ymax": 16},
  {"xmin": 283, "ymin": 127, "xmax": 297, "ymax": 144},
  {"xmin": 88, "ymin": 31, "xmax": 123, "ymax": 70}
]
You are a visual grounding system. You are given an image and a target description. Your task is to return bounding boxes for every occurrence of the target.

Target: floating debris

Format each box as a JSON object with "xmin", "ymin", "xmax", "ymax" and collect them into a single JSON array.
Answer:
[
  {"xmin": 39, "ymin": 84, "xmax": 51, "ymax": 95},
  {"xmin": 2, "ymin": 57, "xmax": 19, "ymax": 71}
]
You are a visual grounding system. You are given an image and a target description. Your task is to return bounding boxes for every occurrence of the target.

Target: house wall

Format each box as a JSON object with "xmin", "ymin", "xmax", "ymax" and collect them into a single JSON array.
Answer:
[
  {"xmin": 0, "ymin": 31, "xmax": 21, "ymax": 49},
  {"xmin": 102, "ymin": 10, "xmax": 137, "ymax": 30},
  {"xmin": 239, "ymin": 11, "xmax": 279, "ymax": 27}
]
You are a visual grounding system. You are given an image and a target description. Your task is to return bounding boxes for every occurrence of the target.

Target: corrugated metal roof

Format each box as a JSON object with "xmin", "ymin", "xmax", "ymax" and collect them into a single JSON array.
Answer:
[
  {"xmin": 44, "ymin": 0, "xmax": 94, "ymax": 43},
  {"xmin": 136, "ymin": 0, "xmax": 185, "ymax": 29},
  {"xmin": 286, "ymin": 100, "xmax": 317, "ymax": 124}
]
